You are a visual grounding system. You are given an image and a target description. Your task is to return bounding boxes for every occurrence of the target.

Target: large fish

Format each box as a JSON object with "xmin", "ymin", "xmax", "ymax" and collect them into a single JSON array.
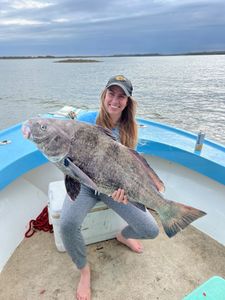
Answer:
[{"xmin": 22, "ymin": 118, "xmax": 206, "ymax": 238}]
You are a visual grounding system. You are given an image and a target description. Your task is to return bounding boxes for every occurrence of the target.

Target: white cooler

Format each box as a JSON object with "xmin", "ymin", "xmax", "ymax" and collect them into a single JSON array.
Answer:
[{"xmin": 48, "ymin": 181, "xmax": 127, "ymax": 252}]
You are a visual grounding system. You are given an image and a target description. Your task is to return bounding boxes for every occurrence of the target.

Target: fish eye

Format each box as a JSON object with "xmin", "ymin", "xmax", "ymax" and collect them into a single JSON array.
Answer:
[{"xmin": 40, "ymin": 124, "xmax": 47, "ymax": 131}]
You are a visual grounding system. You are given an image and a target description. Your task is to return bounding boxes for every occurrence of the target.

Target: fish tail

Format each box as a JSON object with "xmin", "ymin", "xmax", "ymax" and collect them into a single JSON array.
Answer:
[{"xmin": 157, "ymin": 200, "xmax": 206, "ymax": 238}]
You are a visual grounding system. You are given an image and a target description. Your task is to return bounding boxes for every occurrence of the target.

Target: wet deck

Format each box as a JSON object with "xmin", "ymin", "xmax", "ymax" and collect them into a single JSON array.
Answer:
[{"xmin": 1, "ymin": 214, "xmax": 225, "ymax": 300}]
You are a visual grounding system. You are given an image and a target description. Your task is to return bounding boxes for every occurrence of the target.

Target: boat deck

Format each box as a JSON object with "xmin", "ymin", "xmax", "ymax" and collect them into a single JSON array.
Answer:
[{"xmin": 1, "ymin": 213, "xmax": 225, "ymax": 300}]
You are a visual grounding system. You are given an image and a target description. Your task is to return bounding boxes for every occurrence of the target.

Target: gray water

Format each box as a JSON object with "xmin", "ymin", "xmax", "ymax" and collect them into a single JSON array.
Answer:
[{"xmin": 0, "ymin": 56, "xmax": 224, "ymax": 145}]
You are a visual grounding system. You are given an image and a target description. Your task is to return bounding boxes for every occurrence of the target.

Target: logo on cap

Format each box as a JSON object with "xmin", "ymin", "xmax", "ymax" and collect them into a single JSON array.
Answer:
[{"xmin": 115, "ymin": 75, "xmax": 126, "ymax": 81}]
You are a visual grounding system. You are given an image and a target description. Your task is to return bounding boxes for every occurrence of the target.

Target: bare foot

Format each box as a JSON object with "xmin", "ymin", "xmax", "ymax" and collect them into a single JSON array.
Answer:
[
  {"xmin": 116, "ymin": 232, "xmax": 143, "ymax": 253},
  {"xmin": 76, "ymin": 264, "xmax": 91, "ymax": 300}
]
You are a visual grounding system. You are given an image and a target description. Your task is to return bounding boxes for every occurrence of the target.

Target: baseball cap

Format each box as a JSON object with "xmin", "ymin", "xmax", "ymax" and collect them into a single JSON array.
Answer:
[{"xmin": 105, "ymin": 75, "xmax": 133, "ymax": 97}]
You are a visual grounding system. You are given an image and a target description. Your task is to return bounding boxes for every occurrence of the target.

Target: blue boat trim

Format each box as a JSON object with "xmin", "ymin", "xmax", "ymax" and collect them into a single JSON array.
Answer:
[{"xmin": 0, "ymin": 110, "xmax": 225, "ymax": 190}]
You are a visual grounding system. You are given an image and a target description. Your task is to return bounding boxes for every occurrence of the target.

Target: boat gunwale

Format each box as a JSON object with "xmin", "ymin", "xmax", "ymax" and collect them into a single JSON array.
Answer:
[
  {"xmin": 136, "ymin": 117, "xmax": 225, "ymax": 152},
  {"xmin": 0, "ymin": 111, "xmax": 225, "ymax": 190}
]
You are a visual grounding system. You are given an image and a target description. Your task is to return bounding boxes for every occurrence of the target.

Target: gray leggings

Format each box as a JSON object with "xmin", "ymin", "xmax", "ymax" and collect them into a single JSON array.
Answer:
[{"xmin": 60, "ymin": 185, "xmax": 159, "ymax": 269}]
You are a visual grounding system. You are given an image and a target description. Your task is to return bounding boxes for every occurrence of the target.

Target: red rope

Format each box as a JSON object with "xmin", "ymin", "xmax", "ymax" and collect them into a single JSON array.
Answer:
[{"xmin": 25, "ymin": 206, "xmax": 53, "ymax": 238}]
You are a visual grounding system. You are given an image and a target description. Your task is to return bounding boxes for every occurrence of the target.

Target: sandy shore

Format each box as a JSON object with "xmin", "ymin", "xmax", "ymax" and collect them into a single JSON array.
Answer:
[{"xmin": 1, "ymin": 216, "xmax": 225, "ymax": 300}]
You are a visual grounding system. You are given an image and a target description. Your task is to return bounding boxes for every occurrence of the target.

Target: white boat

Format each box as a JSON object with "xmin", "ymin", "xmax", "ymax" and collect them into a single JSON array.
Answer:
[{"xmin": 0, "ymin": 109, "xmax": 225, "ymax": 299}]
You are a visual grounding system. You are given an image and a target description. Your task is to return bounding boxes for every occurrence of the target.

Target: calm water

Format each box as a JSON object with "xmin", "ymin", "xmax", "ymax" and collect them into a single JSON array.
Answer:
[{"xmin": 0, "ymin": 56, "xmax": 225, "ymax": 144}]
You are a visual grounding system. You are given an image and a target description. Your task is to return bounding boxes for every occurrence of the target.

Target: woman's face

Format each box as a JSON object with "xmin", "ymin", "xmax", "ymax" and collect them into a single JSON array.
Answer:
[{"xmin": 104, "ymin": 85, "xmax": 128, "ymax": 117}]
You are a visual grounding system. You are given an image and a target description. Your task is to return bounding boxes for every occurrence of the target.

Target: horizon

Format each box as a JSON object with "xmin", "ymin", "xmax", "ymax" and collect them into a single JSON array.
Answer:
[{"xmin": 1, "ymin": 49, "xmax": 225, "ymax": 58}]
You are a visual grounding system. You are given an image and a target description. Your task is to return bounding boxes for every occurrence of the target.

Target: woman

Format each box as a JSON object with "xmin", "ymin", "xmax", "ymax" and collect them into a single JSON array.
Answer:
[{"xmin": 60, "ymin": 75, "xmax": 159, "ymax": 300}]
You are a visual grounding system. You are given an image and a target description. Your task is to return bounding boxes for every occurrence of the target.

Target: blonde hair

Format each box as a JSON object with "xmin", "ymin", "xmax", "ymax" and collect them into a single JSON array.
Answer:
[{"xmin": 96, "ymin": 89, "xmax": 138, "ymax": 149}]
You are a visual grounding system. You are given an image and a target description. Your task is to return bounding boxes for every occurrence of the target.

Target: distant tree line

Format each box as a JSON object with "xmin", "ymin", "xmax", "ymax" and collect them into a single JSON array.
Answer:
[{"xmin": 0, "ymin": 51, "xmax": 225, "ymax": 59}]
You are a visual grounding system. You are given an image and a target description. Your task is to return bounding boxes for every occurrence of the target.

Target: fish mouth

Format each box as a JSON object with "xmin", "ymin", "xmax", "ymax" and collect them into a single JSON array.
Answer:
[{"xmin": 21, "ymin": 121, "xmax": 31, "ymax": 139}]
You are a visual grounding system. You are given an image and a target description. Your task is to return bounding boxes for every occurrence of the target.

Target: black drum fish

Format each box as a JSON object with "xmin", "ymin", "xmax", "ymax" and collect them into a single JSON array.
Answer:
[{"xmin": 22, "ymin": 118, "xmax": 206, "ymax": 238}]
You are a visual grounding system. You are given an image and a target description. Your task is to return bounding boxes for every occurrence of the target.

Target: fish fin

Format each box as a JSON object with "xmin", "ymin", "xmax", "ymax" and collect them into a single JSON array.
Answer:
[
  {"xmin": 95, "ymin": 125, "xmax": 117, "ymax": 141},
  {"xmin": 64, "ymin": 158, "xmax": 98, "ymax": 190},
  {"xmin": 128, "ymin": 149, "xmax": 165, "ymax": 193},
  {"xmin": 65, "ymin": 175, "xmax": 81, "ymax": 201},
  {"xmin": 157, "ymin": 200, "xmax": 206, "ymax": 238},
  {"xmin": 131, "ymin": 201, "xmax": 146, "ymax": 212}
]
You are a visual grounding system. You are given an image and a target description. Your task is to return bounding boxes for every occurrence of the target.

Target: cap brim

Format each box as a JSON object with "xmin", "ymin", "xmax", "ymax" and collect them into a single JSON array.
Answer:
[{"xmin": 106, "ymin": 83, "xmax": 130, "ymax": 97}]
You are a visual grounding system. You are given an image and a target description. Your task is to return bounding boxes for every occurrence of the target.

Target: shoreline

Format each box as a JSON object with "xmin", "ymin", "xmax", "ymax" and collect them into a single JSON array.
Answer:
[
  {"xmin": 54, "ymin": 59, "xmax": 101, "ymax": 63},
  {"xmin": 0, "ymin": 51, "xmax": 225, "ymax": 59}
]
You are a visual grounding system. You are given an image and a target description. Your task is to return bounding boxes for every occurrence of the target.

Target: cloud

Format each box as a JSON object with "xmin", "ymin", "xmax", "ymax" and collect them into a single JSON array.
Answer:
[
  {"xmin": 0, "ymin": 18, "xmax": 47, "ymax": 26},
  {"xmin": 0, "ymin": 0, "xmax": 225, "ymax": 55},
  {"xmin": 10, "ymin": 0, "xmax": 54, "ymax": 10}
]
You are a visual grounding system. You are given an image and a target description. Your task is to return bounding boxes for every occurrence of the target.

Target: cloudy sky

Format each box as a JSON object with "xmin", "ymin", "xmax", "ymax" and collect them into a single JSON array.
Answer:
[{"xmin": 0, "ymin": 0, "xmax": 225, "ymax": 56}]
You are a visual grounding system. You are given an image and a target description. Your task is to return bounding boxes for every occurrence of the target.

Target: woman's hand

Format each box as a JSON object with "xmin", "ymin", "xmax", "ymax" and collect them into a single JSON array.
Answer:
[{"xmin": 111, "ymin": 188, "xmax": 128, "ymax": 204}]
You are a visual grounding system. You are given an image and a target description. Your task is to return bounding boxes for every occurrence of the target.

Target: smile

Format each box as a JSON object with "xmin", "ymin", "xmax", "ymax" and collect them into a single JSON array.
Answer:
[{"xmin": 110, "ymin": 105, "xmax": 120, "ymax": 109}]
